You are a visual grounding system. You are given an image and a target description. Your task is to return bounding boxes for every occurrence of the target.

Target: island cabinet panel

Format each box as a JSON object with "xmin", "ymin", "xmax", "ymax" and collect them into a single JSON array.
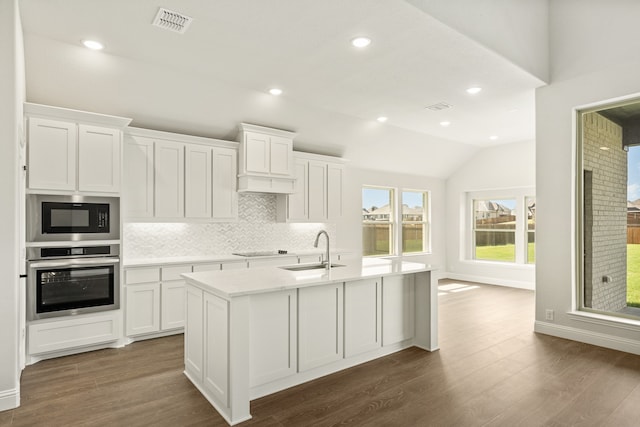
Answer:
[
  {"xmin": 204, "ymin": 293, "xmax": 229, "ymax": 406},
  {"xmin": 344, "ymin": 278, "xmax": 382, "ymax": 357},
  {"xmin": 298, "ymin": 283, "xmax": 344, "ymax": 372},
  {"xmin": 249, "ymin": 290, "xmax": 297, "ymax": 387},
  {"xmin": 185, "ymin": 286, "xmax": 204, "ymax": 381},
  {"xmin": 382, "ymin": 275, "xmax": 415, "ymax": 346}
]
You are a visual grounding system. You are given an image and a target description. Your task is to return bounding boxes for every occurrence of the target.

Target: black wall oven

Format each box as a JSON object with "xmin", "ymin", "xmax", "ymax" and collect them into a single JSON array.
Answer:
[
  {"xmin": 27, "ymin": 194, "xmax": 119, "ymax": 242},
  {"xmin": 27, "ymin": 245, "xmax": 120, "ymax": 320}
]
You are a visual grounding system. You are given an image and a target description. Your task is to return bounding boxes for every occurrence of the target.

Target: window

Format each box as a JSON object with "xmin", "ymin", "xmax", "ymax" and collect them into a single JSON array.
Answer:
[
  {"xmin": 402, "ymin": 191, "xmax": 429, "ymax": 253},
  {"xmin": 473, "ymin": 199, "xmax": 516, "ymax": 262},
  {"xmin": 362, "ymin": 187, "xmax": 394, "ymax": 256},
  {"xmin": 526, "ymin": 197, "xmax": 536, "ymax": 264}
]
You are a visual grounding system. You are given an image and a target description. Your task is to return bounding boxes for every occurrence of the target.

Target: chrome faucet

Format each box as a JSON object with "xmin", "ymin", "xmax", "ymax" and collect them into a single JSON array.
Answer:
[{"xmin": 313, "ymin": 230, "xmax": 331, "ymax": 270}]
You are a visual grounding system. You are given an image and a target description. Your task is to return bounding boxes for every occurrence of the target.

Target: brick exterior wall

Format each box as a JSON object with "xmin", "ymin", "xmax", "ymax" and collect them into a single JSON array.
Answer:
[{"xmin": 583, "ymin": 112, "xmax": 627, "ymax": 312}]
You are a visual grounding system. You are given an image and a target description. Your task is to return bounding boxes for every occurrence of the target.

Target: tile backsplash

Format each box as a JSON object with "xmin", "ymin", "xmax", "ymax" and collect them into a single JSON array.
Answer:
[{"xmin": 123, "ymin": 193, "xmax": 336, "ymax": 259}]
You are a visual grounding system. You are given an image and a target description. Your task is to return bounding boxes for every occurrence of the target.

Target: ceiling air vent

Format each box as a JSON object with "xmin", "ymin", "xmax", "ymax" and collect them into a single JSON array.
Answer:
[
  {"xmin": 425, "ymin": 102, "xmax": 453, "ymax": 111},
  {"xmin": 152, "ymin": 7, "xmax": 193, "ymax": 34}
]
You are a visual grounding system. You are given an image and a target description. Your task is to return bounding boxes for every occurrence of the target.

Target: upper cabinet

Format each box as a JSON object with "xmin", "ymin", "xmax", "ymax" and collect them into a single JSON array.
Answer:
[
  {"xmin": 123, "ymin": 127, "xmax": 238, "ymax": 222},
  {"xmin": 237, "ymin": 123, "xmax": 296, "ymax": 194},
  {"xmin": 277, "ymin": 152, "xmax": 345, "ymax": 223},
  {"xmin": 25, "ymin": 103, "xmax": 131, "ymax": 194}
]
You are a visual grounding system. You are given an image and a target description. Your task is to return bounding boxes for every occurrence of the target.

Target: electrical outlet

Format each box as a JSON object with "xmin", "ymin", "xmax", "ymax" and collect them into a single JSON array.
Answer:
[{"xmin": 545, "ymin": 309, "xmax": 554, "ymax": 321}]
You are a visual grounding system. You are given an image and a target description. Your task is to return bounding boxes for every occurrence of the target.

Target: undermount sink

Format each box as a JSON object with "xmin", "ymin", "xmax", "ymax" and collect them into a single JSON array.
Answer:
[{"xmin": 279, "ymin": 263, "xmax": 345, "ymax": 271}]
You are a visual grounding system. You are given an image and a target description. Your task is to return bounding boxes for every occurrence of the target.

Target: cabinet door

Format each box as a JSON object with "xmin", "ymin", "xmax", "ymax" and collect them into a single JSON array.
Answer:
[
  {"xmin": 185, "ymin": 285, "xmax": 204, "ymax": 381},
  {"xmin": 308, "ymin": 160, "xmax": 327, "ymax": 221},
  {"xmin": 212, "ymin": 147, "xmax": 238, "ymax": 221},
  {"xmin": 287, "ymin": 159, "xmax": 308, "ymax": 221},
  {"xmin": 344, "ymin": 278, "xmax": 381, "ymax": 357},
  {"xmin": 123, "ymin": 136, "xmax": 154, "ymax": 218},
  {"xmin": 155, "ymin": 140, "xmax": 185, "ymax": 218},
  {"xmin": 249, "ymin": 290, "xmax": 297, "ymax": 387},
  {"xmin": 298, "ymin": 283, "xmax": 344, "ymax": 371},
  {"xmin": 327, "ymin": 163, "xmax": 344, "ymax": 220},
  {"xmin": 244, "ymin": 131, "xmax": 270, "ymax": 174},
  {"xmin": 269, "ymin": 135, "xmax": 293, "ymax": 176},
  {"xmin": 161, "ymin": 280, "xmax": 186, "ymax": 330},
  {"xmin": 382, "ymin": 275, "xmax": 415, "ymax": 346},
  {"xmin": 28, "ymin": 117, "xmax": 77, "ymax": 191},
  {"xmin": 126, "ymin": 283, "xmax": 160, "ymax": 336},
  {"xmin": 185, "ymin": 144, "xmax": 212, "ymax": 218},
  {"xmin": 204, "ymin": 293, "xmax": 229, "ymax": 406},
  {"xmin": 78, "ymin": 125, "xmax": 121, "ymax": 193}
]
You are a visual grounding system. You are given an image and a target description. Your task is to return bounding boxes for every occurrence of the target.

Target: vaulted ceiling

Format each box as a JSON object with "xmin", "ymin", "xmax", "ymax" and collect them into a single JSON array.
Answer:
[{"xmin": 19, "ymin": 0, "xmax": 547, "ymax": 178}]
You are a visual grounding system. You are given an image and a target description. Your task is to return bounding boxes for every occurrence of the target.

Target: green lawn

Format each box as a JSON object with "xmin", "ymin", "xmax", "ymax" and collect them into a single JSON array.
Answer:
[
  {"xmin": 475, "ymin": 243, "xmax": 535, "ymax": 263},
  {"xmin": 627, "ymin": 244, "xmax": 640, "ymax": 307}
]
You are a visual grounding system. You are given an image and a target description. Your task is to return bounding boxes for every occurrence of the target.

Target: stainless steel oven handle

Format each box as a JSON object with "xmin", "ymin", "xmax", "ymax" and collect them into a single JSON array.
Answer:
[{"xmin": 28, "ymin": 257, "xmax": 120, "ymax": 269}]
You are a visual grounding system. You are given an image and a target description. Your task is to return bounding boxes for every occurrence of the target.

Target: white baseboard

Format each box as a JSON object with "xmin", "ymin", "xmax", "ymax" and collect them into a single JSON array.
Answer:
[
  {"xmin": 534, "ymin": 320, "xmax": 640, "ymax": 356},
  {"xmin": 0, "ymin": 388, "xmax": 19, "ymax": 412},
  {"xmin": 442, "ymin": 272, "xmax": 535, "ymax": 290}
]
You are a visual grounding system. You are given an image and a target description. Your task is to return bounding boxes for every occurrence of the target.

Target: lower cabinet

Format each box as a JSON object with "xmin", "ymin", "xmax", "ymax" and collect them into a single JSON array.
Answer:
[
  {"xmin": 344, "ymin": 278, "xmax": 381, "ymax": 357},
  {"xmin": 249, "ymin": 290, "xmax": 297, "ymax": 387},
  {"xmin": 382, "ymin": 275, "xmax": 415, "ymax": 346},
  {"xmin": 203, "ymin": 292, "xmax": 229, "ymax": 406},
  {"xmin": 125, "ymin": 264, "xmax": 189, "ymax": 337},
  {"xmin": 298, "ymin": 283, "xmax": 344, "ymax": 372}
]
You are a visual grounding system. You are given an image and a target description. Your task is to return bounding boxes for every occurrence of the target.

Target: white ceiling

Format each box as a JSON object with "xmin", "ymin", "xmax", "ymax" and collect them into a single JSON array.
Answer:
[{"xmin": 19, "ymin": 0, "xmax": 545, "ymax": 178}]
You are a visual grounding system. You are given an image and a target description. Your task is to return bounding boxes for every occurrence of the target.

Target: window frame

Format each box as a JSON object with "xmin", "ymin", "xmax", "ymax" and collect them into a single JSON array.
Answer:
[
  {"xmin": 362, "ymin": 186, "xmax": 396, "ymax": 257},
  {"xmin": 472, "ymin": 198, "xmax": 517, "ymax": 263},
  {"xmin": 401, "ymin": 189, "xmax": 431, "ymax": 254}
]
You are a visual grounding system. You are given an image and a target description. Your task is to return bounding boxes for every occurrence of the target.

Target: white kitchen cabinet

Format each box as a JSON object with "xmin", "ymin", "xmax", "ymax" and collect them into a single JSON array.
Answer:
[
  {"xmin": 125, "ymin": 283, "xmax": 161, "ymax": 336},
  {"xmin": 193, "ymin": 263, "xmax": 221, "ymax": 272},
  {"xmin": 382, "ymin": 275, "xmax": 415, "ymax": 346},
  {"xmin": 298, "ymin": 283, "xmax": 344, "ymax": 371},
  {"xmin": 25, "ymin": 103, "xmax": 131, "ymax": 194},
  {"xmin": 344, "ymin": 278, "xmax": 381, "ymax": 357},
  {"xmin": 185, "ymin": 144, "xmax": 212, "ymax": 218},
  {"xmin": 221, "ymin": 261, "xmax": 247, "ymax": 270},
  {"xmin": 237, "ymin": 123, "xmax": 296, "ymax": 193},
  {"xmin": 203, "ymin": 292, "xmax": 229, "ymax": 406},
  {"xmin": 327, "ymin": 162, "xmax": 345, "ymax": 220},
  {"xmin": 78, "ymin": 124, "xmax": 121, "ymax": 193},
  {"xmin": 308, "ymin": 160, "xmax": 327, "ymax": 221},
  {"xmin": 155, "ymin": 140, "xmax": 185, "ymax": 218},
  {"xmin": 27, "ymin": 117, "xmax": 77, "ymax": 191},
  {"xmin": 277, "ymin": 152, "xmax": 345, "ymax": 223},
  {"xmin": 185, "ymin": 285, "xmax": 204, "ymax": 382},
  {"xmin": 212, "ymin": 146, "xmax": 238, "ymax": 221},
  {"xmin": 161, "ymin": 281, "xmax": 186, "ymax": 330},
  {"xmin": 249, "ymin": 290, "xmax": 297, "ymax": 387},
  {"xmin": 123, "ymin": 135, "xmax": 154, "ymax": 218}
]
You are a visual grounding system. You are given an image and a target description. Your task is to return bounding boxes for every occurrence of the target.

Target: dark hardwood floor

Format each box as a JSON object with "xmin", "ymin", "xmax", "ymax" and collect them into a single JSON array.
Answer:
[{"xmin": 3, "ymin": 280, "xmax": 640, "ymax": 426}]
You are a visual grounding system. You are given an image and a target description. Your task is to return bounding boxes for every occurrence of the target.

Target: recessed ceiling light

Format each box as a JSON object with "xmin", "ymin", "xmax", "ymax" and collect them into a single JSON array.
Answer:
[
  {"xmin": 489, "ymin": 135, "xmax": 498, "ymax": 140},
  {"xmin": 466, "ymin": 87, "xmax": 482, "ymax": 95},
  {"xmin": 351, "ymin": 37, "xmax": 372, "ymax": 48},
  {"xmin": 377, "ymin": 116, "xmax": 388, "ymax": 123},
  {"xmin": 82, "ymin": 40, "xmax": 104, "ymax": 50},
  {"xmin": 269, "ymin": 88, "xmax": 283, "ymax": 96},
  {"xmin": 440, "ymin": 121, "xmax": 451, "ymax": 127},
  {"xmin": 600, "ymin": 146, "xmax": 610, "ymax": 151}
]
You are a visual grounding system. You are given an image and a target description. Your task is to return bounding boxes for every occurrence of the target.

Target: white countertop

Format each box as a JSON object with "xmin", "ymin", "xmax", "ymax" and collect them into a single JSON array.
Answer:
[
  {"xmin": 123, "ymin": 249, "xmax": 353, "ymax": 267},
  {"xmin": 181, "ymin": 257, "xmax": 434, "ymax": 299}
]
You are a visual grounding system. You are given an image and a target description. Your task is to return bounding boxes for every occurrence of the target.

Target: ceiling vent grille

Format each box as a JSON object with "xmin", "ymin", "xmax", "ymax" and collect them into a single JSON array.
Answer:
[
  {"xmin": 152, "ymin": 7, "xmax": 193, "ymax": 34},
  {"xmin": 425, "ymin": 102, "xmax": 453, "ymax": 111}
]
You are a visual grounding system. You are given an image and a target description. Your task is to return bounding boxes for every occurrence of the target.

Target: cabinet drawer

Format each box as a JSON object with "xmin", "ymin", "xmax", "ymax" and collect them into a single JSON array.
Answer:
[
  {"xmin": 126, "ymin": 267, "xmax": 160, "ymax": 284},
  {"xmin": 162, "ymin": 265, "xmax": 193, "ymax": 281},
  {"xmin": 193, "ymin": 263, "xmax": 221, "ymax": 272}
]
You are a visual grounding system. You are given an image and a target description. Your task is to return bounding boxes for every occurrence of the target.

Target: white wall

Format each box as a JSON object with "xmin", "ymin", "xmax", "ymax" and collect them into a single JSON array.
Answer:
[
  {"xmin": 535, "ymin": 0, "xmax": 640, "ymax": 354},
  {"xmin": 338, "ymin": 167, "xmax": 447, "ymax": 272},
  {"xmin": 445, "ymin": 140, "xmax": 536, "ymax": 289},
  {"xmin": 0, "ymin": 0, "xmax": 24, "ymax": 411}
]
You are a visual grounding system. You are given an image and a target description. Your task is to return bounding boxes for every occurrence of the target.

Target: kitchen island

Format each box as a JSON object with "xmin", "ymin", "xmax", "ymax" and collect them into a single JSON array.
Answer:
[{"xmin": 181, "ymin": 258, "xmax": 438, "ymax": 425}]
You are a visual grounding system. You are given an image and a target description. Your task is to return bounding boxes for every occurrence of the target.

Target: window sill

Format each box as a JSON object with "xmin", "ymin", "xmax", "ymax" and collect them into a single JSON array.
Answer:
[{"xmin": 567, "ymin": 310, "xmax": 640, "ymax": 331}]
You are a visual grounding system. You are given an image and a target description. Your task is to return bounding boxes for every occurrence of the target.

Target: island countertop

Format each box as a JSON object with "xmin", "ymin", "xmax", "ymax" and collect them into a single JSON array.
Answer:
[{"xmin": 181, "ymin": 257, "xmax": 434, "ymax": 300}]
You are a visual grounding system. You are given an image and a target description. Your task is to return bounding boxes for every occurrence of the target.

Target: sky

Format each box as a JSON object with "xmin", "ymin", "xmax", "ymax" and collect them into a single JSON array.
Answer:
[
  {"xmin": 362, "ymin": 188, "xmax": 424, "ymax": 210},
  {"xmin": 629, "ymin": 146, "xmax": 640, "ymax": 201}
]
